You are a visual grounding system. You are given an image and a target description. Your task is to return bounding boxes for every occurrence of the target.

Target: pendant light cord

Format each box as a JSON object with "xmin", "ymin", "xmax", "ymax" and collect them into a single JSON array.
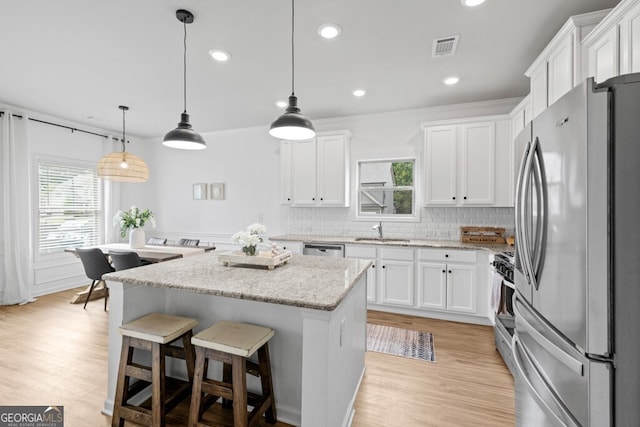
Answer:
[
  {"xmin": 121, "ymin": 107, "xmax": 126, "ymax": 152},
  {"xmin": 291, "ymin": 0, "xmax": 295, "ymax": 96},
  {"xmin": 183, "ymin": 19, "xmax": 188, "ymax": 114}
]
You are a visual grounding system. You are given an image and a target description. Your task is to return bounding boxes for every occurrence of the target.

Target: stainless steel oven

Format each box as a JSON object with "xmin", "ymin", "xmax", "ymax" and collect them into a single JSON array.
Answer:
[{"xmin": 491, "ymin": 251, "xmax": 516, "ymax": 376}]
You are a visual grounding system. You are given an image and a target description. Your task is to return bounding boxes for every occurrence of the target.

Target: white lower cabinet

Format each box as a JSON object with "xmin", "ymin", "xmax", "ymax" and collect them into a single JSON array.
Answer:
[
  {"xmin": 418, "ymin": 263, "xmax": 476, "ymax": 314},
  {"xmin": 379, "ymin": 248, "xmax": 414, "ymax": 307},
  {"xmin": 270, "ymin": 240, "xmax": 303, "ymax": 254},
  {"xmin": 345, "ymin": 244, "xmax": 489, "ymax": 324},
  {"xmin": 417, "ymin": 248, "xmax": 477, "ymax": 315},
  {"xmin": 345, "ymin": 245, "xmax": 377, "ymax": 302}
]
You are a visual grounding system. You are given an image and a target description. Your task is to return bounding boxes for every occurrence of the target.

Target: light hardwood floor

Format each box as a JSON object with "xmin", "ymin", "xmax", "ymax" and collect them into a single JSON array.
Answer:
[{"xmin": 0, "ymin": 288, "xmax": 514, "ymax": 427}]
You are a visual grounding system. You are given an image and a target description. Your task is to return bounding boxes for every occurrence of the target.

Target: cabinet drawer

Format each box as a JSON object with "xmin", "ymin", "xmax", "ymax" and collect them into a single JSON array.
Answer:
[
  {"xmin": 345, "ymin": 245, "xmax": 377, "ymax": 259},
  {"xmin": 418, "ymin": 248, "xmax": 476, "ymax": 263},
  {"xmin": 380, "ymin": 247, "xmax": 414, "ymax": 261}
]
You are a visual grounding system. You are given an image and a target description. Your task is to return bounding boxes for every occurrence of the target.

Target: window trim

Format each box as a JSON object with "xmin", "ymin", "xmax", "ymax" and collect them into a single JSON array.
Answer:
[
  {"xmin": 35, "ymin": 155, "xmax": 104, "ymax": 256},
  {"xmin": 355, "ymin": 157, "xmax": 419, "ymax": 222}
]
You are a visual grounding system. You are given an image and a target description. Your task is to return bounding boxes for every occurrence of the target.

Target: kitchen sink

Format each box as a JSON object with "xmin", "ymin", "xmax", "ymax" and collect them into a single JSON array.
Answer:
[{"xmin": 353, "ymin": 237, "xmax": 410, "ymax": 243}]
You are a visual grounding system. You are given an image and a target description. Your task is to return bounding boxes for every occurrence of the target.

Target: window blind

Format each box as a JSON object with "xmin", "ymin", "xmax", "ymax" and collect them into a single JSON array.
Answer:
[{"xmin": 38, "ymin": 162, "xmax": 100, "ymax": 252}]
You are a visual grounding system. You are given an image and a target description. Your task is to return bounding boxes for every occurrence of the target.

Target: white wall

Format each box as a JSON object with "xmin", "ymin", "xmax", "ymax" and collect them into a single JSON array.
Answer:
[{"xmin": 140, "ymin": 126, "xmax": 286, "ymax": 245}]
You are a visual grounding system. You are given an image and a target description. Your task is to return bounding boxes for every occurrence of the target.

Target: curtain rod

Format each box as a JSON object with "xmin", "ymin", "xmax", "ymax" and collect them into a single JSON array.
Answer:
[{"xmin": 0, "ymin": 111, "xmax": 122, "ymax": 142}]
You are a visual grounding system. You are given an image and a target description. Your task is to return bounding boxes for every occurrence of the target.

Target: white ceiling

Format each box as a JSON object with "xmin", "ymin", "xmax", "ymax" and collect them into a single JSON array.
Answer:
[{"xmin": 0, "ymin": 0, "xmax": 620, "ymax": 139}]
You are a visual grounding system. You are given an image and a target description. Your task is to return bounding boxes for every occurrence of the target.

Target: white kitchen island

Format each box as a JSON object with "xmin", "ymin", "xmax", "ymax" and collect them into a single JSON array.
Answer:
[{"xmin": 103, "ymin": 252, "xmax": 370, "ymax": 427}]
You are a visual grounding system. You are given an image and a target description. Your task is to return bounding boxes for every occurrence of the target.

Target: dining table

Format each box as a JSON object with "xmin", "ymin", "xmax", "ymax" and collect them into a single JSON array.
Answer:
[{"xmin": 66, "ymin": 243, "xmax": 216, "ymax": 304}]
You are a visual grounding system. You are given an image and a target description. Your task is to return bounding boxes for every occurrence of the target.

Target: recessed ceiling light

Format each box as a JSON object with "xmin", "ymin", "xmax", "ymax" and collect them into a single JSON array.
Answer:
[
  {"xmin": 353, "ymin": 89, "xmax": 367, "ymax": 97},
  {"xmin": 443, "ymin": 76, "xmax": 460, "ymax": 85},
  {"xmin": 317, "ymin": 23, "xmax": 341, "ymax": 39},
  {"xmin": 209, "ymin": 49, "xmax": 231, "ymax": 62},
  {"xmin": 276, "ymin": 100, "xmax": 288, "ymax": 108},
  {"xmin": 461, "ymin": 0, "xmax": 486, "ymax": 7}
]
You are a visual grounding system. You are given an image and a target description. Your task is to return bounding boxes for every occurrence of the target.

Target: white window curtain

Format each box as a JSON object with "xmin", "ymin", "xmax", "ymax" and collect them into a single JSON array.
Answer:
[{"xmin": 1, "ymin": 110, "xmax": 35, "ymax": 305}]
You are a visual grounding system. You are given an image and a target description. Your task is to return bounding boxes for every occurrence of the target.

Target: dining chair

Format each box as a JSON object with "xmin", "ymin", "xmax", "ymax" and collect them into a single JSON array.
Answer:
[
  {"xmin": 110, "ymin": 250, "xmax": 145, "ymax": 271},
  {"xmin": 147, "ymin": 237, "xmax": 167, "ymax": 245},
  {"xmin": 76, "ymin": 248, "xmax": 114, "ymax": 310},
  {"xmin": 178, "ymin": 238, "xmax": 200, "ymax": 246}
]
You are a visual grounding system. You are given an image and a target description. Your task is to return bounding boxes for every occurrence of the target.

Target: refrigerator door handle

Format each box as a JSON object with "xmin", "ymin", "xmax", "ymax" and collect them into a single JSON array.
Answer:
[
  {"xmin": 531, "ymin": 138, "xmax": 548, "ymax": 288},
  {"xmin": 515, "ymin": 139, "xmax": 531, "ymax": 279},
  {"xmin": 519, "ymin": 137, "xmax": 538, "ymax": 288},
  {"xmin": 514, "ymin": 300, "xmax": 584, "ymax": 375},
  {"xmin": 512, "ymin": 335, "xmax": 581, "ymax": 427}
]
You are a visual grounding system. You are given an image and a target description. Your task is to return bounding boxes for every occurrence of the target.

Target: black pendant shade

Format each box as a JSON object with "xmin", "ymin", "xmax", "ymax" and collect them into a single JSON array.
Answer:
[
  {"xmin": 269, "ymin": 95, "xmax": 315, "ymax": 140},
  {"xmin": 163, "ymin": 9, "xmax": 206, "ymax": 150},
  {"xmin": 269, "ymin": 0, "xmax": 315, "ymax": 141},
  {"xmin": 163, "ymin": 112, "xmax": 206, "ymax": 150}
]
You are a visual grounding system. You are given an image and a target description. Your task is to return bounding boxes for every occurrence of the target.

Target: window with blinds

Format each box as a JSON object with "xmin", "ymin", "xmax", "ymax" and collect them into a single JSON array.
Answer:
[{"xmin": 38, "ymin": 161, "xmax": 101, "ymax": 253}]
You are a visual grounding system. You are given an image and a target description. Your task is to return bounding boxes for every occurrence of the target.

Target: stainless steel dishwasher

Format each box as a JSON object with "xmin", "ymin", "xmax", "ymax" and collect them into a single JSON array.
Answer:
[{"xmin": 302, "ymin": 243, "xmax": 344, "ymax": 257}]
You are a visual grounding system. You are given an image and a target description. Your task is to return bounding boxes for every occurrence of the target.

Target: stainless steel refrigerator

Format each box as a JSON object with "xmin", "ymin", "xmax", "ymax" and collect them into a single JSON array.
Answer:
[{"xmin": 513, "ymin": 73, "xmax": 640, "ymax": 426}]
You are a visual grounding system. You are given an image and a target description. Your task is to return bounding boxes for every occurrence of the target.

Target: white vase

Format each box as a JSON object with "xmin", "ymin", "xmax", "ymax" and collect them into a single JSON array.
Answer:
[{"xmin": 129, "ymin": 228, "xmax": 145, "ymax": 248}]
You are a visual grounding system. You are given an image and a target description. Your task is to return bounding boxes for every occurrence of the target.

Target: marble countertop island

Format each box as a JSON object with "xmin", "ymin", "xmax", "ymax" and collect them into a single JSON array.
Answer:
[
  {"xmin": 102, "ymin": 251, "xmax": 369, "ymax": 426},
  {"xmin": 104, "ymin": 252, "xmax": 371, "ymax": 311}
]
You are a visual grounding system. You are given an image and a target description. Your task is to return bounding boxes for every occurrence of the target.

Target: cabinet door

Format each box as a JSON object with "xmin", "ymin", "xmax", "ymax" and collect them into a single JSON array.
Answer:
[
  {"xmin": 460, "ymin": 122, "xmax": 495, "ymax": 205},
  {"xmin": 530, "ymin": 63, "xmax": 548, "ymax": 119},
  {"xmin": 270, "ymin": 240, "xmax": 303, "ymax": 254},
  {"xmin": 548, "ymin": 33, "xmax": 574, "ymax": 106},
  {"xmin": 291, "ymin": 139, "xmax": 317, "ymax": 206},
  {"xmin": 589, "ymin": 25, "xmax": 619, "ymax": 83},
  {"xmin": 345, "ymin": 245, "xmax": 377, "ymax": 303},
  {"xmin": 424, "ymin": 125, "xmax": 457, "ymax": 205},
  {"xmin": 280, "ymin": 141, "xmax": 292, "ymax": 204},
  {"xmin": 446, "ymin": 264, "xmax": 476, "ymax": 314},
  {"xmin": 380, "ymin": 260, "xmax": 414, "ymax": 307},
  {"xmin": 316, "ymin": 134, "xmax": 347, "ymax": 206},
  {"xmin": 417, "ymin": 262, "xmax": 447, "ymax": 310}
]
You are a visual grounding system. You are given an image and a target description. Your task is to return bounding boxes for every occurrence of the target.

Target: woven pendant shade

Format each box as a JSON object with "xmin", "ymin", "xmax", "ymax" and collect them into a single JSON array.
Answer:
[{"xmin": 97, "ymin": 152, "xmax": 149, "ymax": 182}]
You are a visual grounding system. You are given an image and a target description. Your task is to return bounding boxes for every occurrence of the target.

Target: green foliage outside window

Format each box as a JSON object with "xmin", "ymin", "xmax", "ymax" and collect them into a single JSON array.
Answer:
[{"xmin": 392, "ymin": 161, "xmax": 413, "ymax": 214}]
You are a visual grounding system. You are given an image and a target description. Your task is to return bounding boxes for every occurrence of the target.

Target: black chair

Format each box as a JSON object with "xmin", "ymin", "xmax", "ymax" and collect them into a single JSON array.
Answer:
[
  {"xmin": 110, "ymin": 250, "xmax": 145, "ymax": 271},
  {"xmin": 178, "ymin": 238, "xmax": 199, "ymax": 246},
  {"xmin": 76, "ymin": 248, "xmax": 114, "ymax": 310},
  {"xmin": 147, "ymin": 237, "xmax": 167, "ymax": 245}
]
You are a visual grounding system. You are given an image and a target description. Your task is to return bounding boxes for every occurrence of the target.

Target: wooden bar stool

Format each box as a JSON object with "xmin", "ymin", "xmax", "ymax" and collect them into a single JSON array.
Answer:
[
  {"xmin": 112, "ymin": 313, "xmax": 198, "ymax": 427},
  {"xmin": 188, "ymin": 321, "xmax": 277, "ymax": 427}
]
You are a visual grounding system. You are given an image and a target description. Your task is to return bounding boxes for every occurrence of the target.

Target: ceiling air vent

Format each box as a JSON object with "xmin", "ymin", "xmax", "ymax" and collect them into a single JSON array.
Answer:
[{"xmin": 432, "ymin": 35, "xmax": 459, "ymax": 57}]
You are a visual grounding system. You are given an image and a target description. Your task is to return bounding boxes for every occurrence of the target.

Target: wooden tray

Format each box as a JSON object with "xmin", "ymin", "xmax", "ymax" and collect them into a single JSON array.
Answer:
[
  {"xmin": 460, "ymin": 226, "xmax": 506, "ymax": 244},
  {"xmin": 219, "ymin": 250, "xmax": 292, "ymax": 270}
]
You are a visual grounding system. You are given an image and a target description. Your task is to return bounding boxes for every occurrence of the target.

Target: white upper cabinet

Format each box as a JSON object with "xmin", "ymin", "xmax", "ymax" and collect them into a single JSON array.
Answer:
[
  {"xmin": 460, "ymin": 122, "xmax": 496, "ymax": 205},
  {"xmin": 526, "ymin": 10, "xmax": 610, "ymax": 119},
  {"xmin": 584, "ymin": 0, "xmax": 640, "ymax": 82},
  {"xmin": 421, "ymin": 116, "xmax": 512, "ymax": 207},
  {"xmin": 281, "ymin": 130, "xmax": 351, "ymax": 207},
  {"xmin": 424, "ymin": 125, "xmax": 457, "ymax": 205}
]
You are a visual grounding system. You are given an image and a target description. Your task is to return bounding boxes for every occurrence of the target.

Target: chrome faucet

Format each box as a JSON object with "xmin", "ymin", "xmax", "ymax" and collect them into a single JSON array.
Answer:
[{"xmin": 372, "ymin": 221, "xmax": 383, "ymax": 239}]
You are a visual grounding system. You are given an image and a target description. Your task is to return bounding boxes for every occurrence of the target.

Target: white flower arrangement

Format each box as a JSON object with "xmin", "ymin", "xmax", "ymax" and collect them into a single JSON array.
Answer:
[
  {"xmin": 113, "ymin": 205, "xmax": 156, "ymax": 238},
  {"xmin": 232, "ymin": 223, "xmax": 267, "ymax": 256}
]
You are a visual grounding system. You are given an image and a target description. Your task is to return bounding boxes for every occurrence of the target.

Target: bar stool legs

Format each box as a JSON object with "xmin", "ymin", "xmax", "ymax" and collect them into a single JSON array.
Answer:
[
  {"xmin": 111, "ymin": 313, "xmax": 198, "ymax": 427},
  {"xmin": 188, "ymin": 321, "xmax": 277, "ymax": 427}
]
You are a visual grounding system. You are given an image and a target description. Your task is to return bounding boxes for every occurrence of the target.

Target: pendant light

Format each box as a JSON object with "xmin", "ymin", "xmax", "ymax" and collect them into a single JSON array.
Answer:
[
  {"xmin": 269, "ymin": 0, "xmax": 316, "ymax": 140},
  {"xmin": 163, "ymin": 9, "xmax": 206, "ymax": 150},
  {"xmin": 97, "ymin": 106, "xmax": 149, "ymax": 182}
]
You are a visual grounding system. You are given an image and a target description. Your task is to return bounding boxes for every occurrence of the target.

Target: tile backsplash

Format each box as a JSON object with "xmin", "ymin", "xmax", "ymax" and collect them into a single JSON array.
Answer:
[{"xmin": 287, "ymin": 207, "xmax": 515, "ymax": 241}]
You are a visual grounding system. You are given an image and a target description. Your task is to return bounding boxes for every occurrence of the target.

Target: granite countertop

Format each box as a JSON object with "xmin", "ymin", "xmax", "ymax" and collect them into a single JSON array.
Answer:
[
  {"xmin": 103, "ymin": 252, "xmax": 371, "ymax": 311},
  {"xmin": 269, "ymin": 234, "xmax": 514, "ymax": 254}
]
